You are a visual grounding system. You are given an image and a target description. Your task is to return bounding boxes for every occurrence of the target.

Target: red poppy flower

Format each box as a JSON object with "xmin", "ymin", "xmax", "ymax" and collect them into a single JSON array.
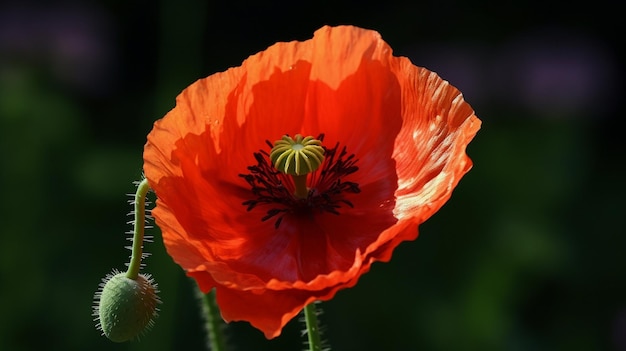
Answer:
[{"xmin": 143, "ymin": 25, "xmax": 480, "ymax": 338}]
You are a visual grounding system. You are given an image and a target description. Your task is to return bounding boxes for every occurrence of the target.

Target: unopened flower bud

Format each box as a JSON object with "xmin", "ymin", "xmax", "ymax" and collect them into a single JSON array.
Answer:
[{"xmin": 93, "ymin": 271, "xmax": 160, "ymax": 342}]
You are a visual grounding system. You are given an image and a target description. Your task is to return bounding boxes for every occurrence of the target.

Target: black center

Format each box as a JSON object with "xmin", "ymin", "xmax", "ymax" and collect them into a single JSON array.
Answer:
[{"xmin": 239, "ymin": 134, "xmax": 360, "ymax": 228}]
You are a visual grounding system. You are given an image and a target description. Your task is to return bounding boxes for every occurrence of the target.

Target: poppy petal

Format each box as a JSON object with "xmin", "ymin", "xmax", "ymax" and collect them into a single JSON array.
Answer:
[
  {"xmin": 143, "ymin": 25, "xmax": 480, "ymax": 339},
  {"xmin": 189, "ymin": 267, "xmax": 368, "ymax": 339},
  {"xmin": 392, "ymin": 59, "xmax": 481, "ymax": 222}
]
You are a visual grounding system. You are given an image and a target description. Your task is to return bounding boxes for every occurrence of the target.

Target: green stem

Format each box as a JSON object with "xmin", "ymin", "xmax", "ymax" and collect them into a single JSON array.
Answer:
[
  {"xmin": 304, "ymin": 303, "xmax": 322, "ymax": 351},
  {"xmin": 292, "ymin": 174, "xmax": 309, "ymax": 199},
  {"xmin": 125, "ymin": 178, "xmax": 151, "ymax": 279},
  {"xmin": 201, "ymin": 289, "xmax": 228, "ymax": 351}
]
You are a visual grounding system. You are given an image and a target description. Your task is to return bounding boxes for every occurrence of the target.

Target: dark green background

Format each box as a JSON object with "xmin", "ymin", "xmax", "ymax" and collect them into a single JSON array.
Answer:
[{"xmin": 1, "ymin": 0, "xmax": 623, "ymax": 350}]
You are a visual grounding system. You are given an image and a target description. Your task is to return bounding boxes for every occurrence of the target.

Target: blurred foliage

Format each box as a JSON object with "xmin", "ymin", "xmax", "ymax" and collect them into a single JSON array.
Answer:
[{"xmin": 0, "ymin": 0, "xmax": 623, "ymax": 350}]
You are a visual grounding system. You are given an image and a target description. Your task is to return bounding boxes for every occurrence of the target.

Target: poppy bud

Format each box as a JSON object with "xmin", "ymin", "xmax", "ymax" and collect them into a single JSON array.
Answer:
[{"xmin": 94, "ymin": 271, "xmax": 160, "ymax": 342}]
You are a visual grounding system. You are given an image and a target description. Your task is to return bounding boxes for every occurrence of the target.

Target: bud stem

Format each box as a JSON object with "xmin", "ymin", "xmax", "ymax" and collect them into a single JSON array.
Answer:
[{"xmin": 126, "ymin": 178, "xmax": 151, "ymax": 280}]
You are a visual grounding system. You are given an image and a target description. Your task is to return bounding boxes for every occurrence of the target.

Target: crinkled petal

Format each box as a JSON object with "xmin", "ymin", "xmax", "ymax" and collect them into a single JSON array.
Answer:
[
  {"xmin": 143, "ymin": 25, "xmax": 480, "ymax": 339},
  {"xmin": 392, "ymin": 59, "xmax": 480, "ymax": 222},
  {"xmin": 189, "ymin": 264, "xmax": 370, "ymax": 339},
  {"xmin": 144, "ymin": 25, "xmax": 405, "ymax": 287}
]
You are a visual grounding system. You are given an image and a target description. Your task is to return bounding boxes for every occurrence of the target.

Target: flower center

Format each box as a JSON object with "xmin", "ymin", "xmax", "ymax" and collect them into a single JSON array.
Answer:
[
  {"xmin": 240, "ymin": 134, "xmax": 360, "ymax": 228},
  {"xmin": 269, "ymin": 134, "xmax": 325, "ymax": 199}
]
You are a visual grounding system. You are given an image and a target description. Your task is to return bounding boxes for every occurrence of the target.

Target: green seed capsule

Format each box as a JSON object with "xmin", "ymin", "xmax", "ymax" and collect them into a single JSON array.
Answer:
[
  {"xmin": 270, "ymin": 134, "xmax": 325, "ymax": 176},
  {"xmin": 94, "ymin": 271, "xmax": 160, "ymax": 342}
]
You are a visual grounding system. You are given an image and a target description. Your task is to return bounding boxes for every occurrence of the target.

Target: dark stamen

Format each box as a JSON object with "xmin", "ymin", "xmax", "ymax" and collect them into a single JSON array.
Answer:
[{"xmin": 239, "ymin": 136, "xmax": 360, "ymax": 228}]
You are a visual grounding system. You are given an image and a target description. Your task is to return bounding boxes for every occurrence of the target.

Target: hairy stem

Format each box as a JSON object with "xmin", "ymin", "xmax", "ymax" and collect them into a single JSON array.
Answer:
[
  {"xmin": 304, "ymin": 302, "xmax": 323, "ymax": 351},
  {"xmin": 200, "ymin": 289, "xmax": 228, "ymax": 351},
  {"xmin": 125, "ymin": 178, "xmax": 150, "ymax": 279}
]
